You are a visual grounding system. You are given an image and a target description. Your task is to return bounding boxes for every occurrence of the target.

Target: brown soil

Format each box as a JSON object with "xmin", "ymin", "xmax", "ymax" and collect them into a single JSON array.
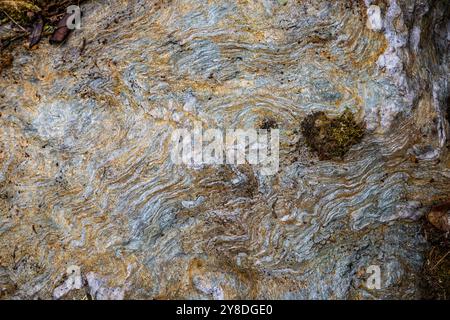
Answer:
[{"xmin": 419, "ymin": 217, "xmax": 450, "ymax": 300}]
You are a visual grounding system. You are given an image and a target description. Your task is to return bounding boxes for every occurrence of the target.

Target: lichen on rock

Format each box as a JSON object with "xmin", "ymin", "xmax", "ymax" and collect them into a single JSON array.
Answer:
[{"xmin": 301, "ymin": 109, "xmax": 365, "ymax": 160}]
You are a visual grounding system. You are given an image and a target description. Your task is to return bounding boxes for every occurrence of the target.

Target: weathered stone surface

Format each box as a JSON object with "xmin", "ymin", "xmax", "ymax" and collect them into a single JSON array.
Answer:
[
  {"xmin": 366, "ymin": 5, "xmax": 383, "ymax": 32},
  {"xmin": 0, "ymin": 0, "xmax": 448, "ymax": 299}
]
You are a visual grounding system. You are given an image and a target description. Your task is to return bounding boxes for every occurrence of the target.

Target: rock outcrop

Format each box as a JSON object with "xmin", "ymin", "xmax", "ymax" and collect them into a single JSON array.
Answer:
[{"xmin": 0, "ymin": 0, "xmax": 448, "ymax": 299}]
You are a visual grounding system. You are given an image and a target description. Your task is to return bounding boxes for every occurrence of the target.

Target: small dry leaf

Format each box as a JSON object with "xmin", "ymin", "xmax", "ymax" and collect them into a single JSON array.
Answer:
[
  {"xmin": 427, "ymin": 204, "xmax": 450, "ymax": 232},
  {"xmin": 49, "ymin": 13, "xmax": 71, "ymax": 44},
  {"xmin": 29, "ymin": 14, "xmax": 43, "ymax": 48}
]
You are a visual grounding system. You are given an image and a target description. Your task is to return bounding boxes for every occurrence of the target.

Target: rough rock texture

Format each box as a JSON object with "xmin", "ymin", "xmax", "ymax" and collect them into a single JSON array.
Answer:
[{"xmin": 0, "ymin": 0, "xmax": 448, "ymax": 299}]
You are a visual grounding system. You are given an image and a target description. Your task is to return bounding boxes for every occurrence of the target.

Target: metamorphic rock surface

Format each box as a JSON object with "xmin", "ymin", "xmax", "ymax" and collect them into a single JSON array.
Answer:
[{"xmin": 0, "ymin": 0, "xmax": 449, "ymax": 299}]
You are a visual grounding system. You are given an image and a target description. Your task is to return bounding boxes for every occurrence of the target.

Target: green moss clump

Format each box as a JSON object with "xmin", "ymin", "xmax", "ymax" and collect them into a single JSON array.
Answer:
[
  {"xmin": 259, "ymin": 117, "xmax": 278, "ymax": 131},
  {"xmin": 301, "ymin": 108, "xmax": 365, "ymax": 160},
  {"xmin": 0, "ymin": 1, "xmax": 41, "ymax": 25}
]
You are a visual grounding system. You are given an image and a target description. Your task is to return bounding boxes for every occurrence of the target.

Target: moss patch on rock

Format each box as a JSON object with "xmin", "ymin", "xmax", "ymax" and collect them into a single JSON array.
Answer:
[
  {"xmin": 0, "ymin": 1, "xmax": 41, "ymax": 25},
  {"xmin": 301, "ymin": 109, "xmax": 365, "ymax": 160},
  {"xmin": 258, "ymin": 117, "xmax": 278, "ymax": 131}
]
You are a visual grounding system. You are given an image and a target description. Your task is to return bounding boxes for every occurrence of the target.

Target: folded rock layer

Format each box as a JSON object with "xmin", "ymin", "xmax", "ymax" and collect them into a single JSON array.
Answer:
[{"xmin": 0, "ymin": 0, "xmax": 448, "ymax": 299}]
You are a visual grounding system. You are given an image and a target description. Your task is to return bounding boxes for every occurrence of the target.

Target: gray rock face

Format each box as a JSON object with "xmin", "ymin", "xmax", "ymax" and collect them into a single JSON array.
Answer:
[{"xmin": 0, "ymin": 0, "xmax": 448, "ymax": 299}]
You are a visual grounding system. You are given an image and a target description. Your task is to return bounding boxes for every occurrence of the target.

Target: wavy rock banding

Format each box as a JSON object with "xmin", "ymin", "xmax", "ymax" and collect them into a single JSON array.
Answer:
[{"xmin": 0, "ymin": 0, "xmax": 448, "ymax": 299}]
